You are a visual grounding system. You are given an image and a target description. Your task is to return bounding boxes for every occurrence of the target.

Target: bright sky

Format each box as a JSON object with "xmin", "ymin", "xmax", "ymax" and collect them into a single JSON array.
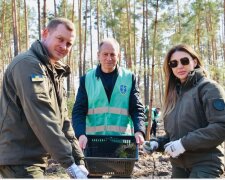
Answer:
[{"xmin": 28, "ymin": 0, "xmax": 74, "ymax": 12}]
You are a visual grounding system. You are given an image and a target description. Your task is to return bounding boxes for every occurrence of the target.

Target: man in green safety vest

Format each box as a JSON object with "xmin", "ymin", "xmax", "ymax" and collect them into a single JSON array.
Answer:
[
  {"xmin": 72, "ymin": 38, "xmax": 146, "ymax": 149},
  {"xmin": 144, "ymin": 106, "xmax": 160, "ymax": 137}
]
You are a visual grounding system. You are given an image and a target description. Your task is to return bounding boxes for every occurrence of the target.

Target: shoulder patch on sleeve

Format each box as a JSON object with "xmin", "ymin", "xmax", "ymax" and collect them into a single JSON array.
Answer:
[
  {"xmin": 213, "ymin": 99, "xmax": 225, "ymax": 111},
  {"xmin": 31, "ymin": 74, "xmax": 44, "ymax": 82}
]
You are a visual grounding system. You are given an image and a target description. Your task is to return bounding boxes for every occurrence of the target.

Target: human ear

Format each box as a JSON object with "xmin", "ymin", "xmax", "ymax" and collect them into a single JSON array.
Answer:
[
  {"xmin": 41, "ymin": 29, "xmax": 49, "ymax": 40},
  {"xmin": 194, "ymin": 58, "xmax": 198, "ymax": 68}
]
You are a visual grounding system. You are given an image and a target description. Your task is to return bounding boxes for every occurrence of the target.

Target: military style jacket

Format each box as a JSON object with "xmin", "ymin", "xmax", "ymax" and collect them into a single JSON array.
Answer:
[
  {"xmin": 157, "ymin": 68, "xmax": 225, "ymax": 172},
  {"xmin": 0, "ymin": 40, "xmax": 84, "ymax": 168}
]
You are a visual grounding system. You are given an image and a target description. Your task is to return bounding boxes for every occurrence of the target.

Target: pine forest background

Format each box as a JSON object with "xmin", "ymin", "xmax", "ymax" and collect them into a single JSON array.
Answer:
[{"xmin": 1, "ymin": 0, "xmax": 225, "ymax": 118}]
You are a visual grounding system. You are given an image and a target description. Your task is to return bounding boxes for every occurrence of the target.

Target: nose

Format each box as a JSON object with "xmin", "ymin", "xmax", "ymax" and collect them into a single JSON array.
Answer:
[
  {"xmin": 60, "ymin": 42, "xmax": 67, "ymax": 50},
  {"xmin": 177, "ymin": 61, "xmax": 184, "ymax": 68},
  {"xmin": 106, "ymin": 54, "xmax": 112, "ymax": 61}
]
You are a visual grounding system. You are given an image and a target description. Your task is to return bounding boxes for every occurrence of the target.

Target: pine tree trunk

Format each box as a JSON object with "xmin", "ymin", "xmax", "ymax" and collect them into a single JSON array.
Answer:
[{"xmin": 12, "ymin": 0, "xmax": 19, "ymax": 56}]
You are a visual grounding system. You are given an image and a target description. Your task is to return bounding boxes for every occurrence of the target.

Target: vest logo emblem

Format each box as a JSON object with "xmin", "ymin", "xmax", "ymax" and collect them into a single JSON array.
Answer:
[{"xmin": 120, "ymin": 85, "xmax": 127, "ymax": 94}]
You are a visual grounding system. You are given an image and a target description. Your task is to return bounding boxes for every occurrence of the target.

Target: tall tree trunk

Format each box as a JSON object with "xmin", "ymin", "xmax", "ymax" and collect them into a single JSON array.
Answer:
[
  {"xmin": 43, "ymin": 0, "xmax": 47, "ymax": 29},
  {"xmin": 63, "ymin": 0, "xmax": 67, "ymax": 17},
  {"xmin": 83, "ymin": 0, "xmax": 88, "ymax": 73},
  {"xmin": 207, "ymin": 7, "xmax": 216, "ymax": 65},
  {"xmin": 18, "ymin": 1, "xmax": 21, "ymax": 52},
  {"xmin": 142, "ymin": 0, "xmax": 147, "ymax": 106},
  {"xmin": 37, "ymin": 0, "xmax": 41, "ymax": 39},
  {"xmin": 158, "ymin": 57, "xmax": 164, "ymax": 106},
  {"xmin": 78, "ymin": 0, "xmax": 83, "ymax": 77},
  {"xmin": 0, "ymin": 0, "xmax": 5, "ymax": 84},
  {"xmin": 223, "ymin": 0, "xmax": 225, "ymax": 63},
  {"xmin": 146, "ymin": 0, "xmax": 159, "ymax": 141},
  {"xmin": 71, "ymin": 0, "xmax": 75, "ymax": 23},
  {"xmin": 97, "ymin": 0, "xmax": 100, "ymax": 45},
  {"xmin": 109, "ymin": 0, "xmax": 115, "ymax": 37},
  {"xmin": 176, "ymin": 0, "xmax": 181, "ymax": 33},
  {"xmin": 54, "ymin": 0, "xmax": 57, "ymax": 17},
  {"xmin": 89, "ymin": 0, "xmax": 93, "ymax": 68},
  {"xmin": 137, "ymin": 36, "xmax": 143, "ymax": 87},
  {"xmin": 125, "ymin": 0, "xmax": 132, "ymax": 69},
  {"xmin": 12, "ymin": 0, "xmax": 19, "ymax": 56},
  {"xmin": 0, "ymin": 0, "xmax": 5, "ymax": 50},
  {"xmin": 67, "ymin": 0, "xmax": 76, "ymax": 97},
  {"xmin": 133, "ymin": 0, "xmax": 136, "ymax": 74},
  {"xmin": 146, "ymin": 0, "xmax": 150, "ymax": 105},
  {"xmin": 24, "ymin": 0, "xmax": 29, "ymax": 49}
]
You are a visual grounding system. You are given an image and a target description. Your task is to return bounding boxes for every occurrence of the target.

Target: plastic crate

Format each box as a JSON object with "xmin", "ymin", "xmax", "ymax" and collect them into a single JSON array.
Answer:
[{"xmin": 84, "ymin": 135, "xmax": 138, "ymax": 177}]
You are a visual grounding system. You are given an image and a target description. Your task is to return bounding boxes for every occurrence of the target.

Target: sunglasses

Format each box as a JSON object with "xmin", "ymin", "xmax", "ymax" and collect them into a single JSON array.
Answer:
[{"xmin": 168, "ymin": 57, "xmax": 190, "ymax": 68}]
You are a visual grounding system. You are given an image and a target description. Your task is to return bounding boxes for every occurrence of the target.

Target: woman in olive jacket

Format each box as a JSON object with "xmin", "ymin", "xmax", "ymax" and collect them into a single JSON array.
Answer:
[{"xmin": 143, "ymin": 44, "xmax": 225, "ymax": 178}]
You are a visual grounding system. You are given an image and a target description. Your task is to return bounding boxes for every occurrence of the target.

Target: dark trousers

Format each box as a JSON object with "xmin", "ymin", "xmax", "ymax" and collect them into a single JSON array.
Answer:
[
  {"xmin": 0, "ymin": 165, "xmax": 45, "ymax": 178},
  {"xmin": 150, "ymin": 121, "xmax": 157, "ymax": 136},
  {"xmin": 171, "ymin": 165, "xmax": 222, "ymax": 178}
]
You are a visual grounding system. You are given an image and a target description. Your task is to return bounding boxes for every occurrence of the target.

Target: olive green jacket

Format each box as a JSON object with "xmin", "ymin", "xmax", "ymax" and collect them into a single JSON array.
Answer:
[
  {"xmin": 163, "ymin": 68, "xmax": 225, "ymax": 171},
  {"xmin": 0, "ymin": 40, "xmax": 84, "ymax": 168}
]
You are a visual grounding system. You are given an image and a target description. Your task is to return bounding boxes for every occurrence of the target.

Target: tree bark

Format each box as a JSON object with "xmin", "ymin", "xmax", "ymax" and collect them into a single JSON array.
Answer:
[
  {"xmin": 54, "ymin": 0, "xmax": 57, "ymax": 17},
  {"xmin": 78, "ymin": 0, "xmax": 83, "ymax": 77},
  {"xmin": 12, "ymin": 0, "xmax": 19, "ymax": 56},
  {"xmin": 83, "ymin": 0, "xmax": 88, "ymax": 73},
  {"xmin": 43, "ymin": 0, "xmax": 47, "ymax": 29},
  {"xmin": 125, "ymin": 0, "xmax": 132, "ymax": 69},
  {"xmin": 97, "ymin": 0, "xmax": 100, "ymax": 45},
  {"xmin": 89, "ymin": 0, "xmax": 93, "ymax": 68},
  {"xmin": 146, "ymin": 0, "xmax": 159, "ymax": 141},
  {"xmin": 37, "ymin": 0, "xmax": 41, "ymax": 39},
  {"xmin": 24, "ymin": 0, "xmax": 29, "ymax": 49}
]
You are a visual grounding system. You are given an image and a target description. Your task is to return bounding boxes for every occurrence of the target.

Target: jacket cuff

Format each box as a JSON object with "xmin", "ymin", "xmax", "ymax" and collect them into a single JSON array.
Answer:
[{"xmin": 75, "ymin": 159, "xmax": 85, "ymax": 165}]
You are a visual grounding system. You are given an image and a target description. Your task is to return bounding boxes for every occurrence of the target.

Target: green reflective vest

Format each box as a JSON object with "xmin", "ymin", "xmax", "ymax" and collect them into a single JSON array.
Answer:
[{"xmin": 85, "ymin": 67, "xmax": 134, "ymax": 135}]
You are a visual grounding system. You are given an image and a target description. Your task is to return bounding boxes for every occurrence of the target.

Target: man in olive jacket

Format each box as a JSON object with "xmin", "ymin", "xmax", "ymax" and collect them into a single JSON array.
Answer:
[{"xmin": 0, "ymin": 18, "xmax": 88, "ymax": 178}]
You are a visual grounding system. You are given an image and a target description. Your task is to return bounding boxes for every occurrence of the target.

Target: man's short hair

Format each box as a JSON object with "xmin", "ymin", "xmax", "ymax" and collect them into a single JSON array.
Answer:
[
  {"xmin": 98, "ymin": 38, "xmax": 120, "ymax": 53},
  {"xmin": 47, "ymin": 17, "xmax": 75, "ymax": 32}
]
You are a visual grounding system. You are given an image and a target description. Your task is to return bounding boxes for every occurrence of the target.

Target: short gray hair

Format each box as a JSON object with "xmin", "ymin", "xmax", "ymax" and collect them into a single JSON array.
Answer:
[{"xmin": 98, "ymin": 38, "xmax": 120, "ymax": 53}]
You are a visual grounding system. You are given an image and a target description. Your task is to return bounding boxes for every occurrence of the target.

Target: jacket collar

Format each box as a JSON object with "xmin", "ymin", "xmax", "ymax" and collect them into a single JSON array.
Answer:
[
  {"xmin": 176, "ymin": 68, "xmax": 205, "ymax": 94},
  {"xmin": 30, "ymin": 40, "xmax": 50, "ymax": 66},
  {"xmin": 95, "ymin": 64, "xmax": 119, "ymax": 79}
]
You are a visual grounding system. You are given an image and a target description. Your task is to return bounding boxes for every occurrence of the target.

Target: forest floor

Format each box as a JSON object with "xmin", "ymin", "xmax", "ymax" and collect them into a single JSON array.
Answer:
[
  {"xmin": 45, "ymin": 151, "xmax": 172, "ymax": 179},
  {"xmin": 45, "ymin": 122, "xmax": 225, "ymax": 179},
  {"xmin": 45, "ymin": 122, "xmax": 172, "ymax": 179}
]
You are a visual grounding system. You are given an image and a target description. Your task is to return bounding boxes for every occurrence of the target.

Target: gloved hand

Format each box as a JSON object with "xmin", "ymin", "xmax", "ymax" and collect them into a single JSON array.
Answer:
[
  {"xmin": 142, "ymin": 140, "xmax": 158, "ymax": 154},
  {"xmin": 79, "ymin": 135, "xmax": 88, "ymax": 149},
  {"xmin": 164, "ymin": 139, "xmax": 185, "ymax": 158},
  {"xmin": 66, "ymin": 163, "xmax": 88, "ymax": 179},
  {"xmin": 78, "ymin": 165, "xmax": 89, "ymax": 176}
]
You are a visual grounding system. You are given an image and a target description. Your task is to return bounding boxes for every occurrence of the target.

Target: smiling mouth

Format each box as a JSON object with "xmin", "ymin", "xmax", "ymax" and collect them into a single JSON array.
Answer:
[{"xmin": 56, "ymin": 51, "xmax": 65, "ymax": 56}]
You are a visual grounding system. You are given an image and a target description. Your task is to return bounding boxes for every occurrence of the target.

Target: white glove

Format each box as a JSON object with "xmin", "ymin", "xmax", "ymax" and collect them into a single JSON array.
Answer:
[
  {"xmin": 79, "ymin": 135, "xmax": 88, "ymax": 149},
  {"xmin": 142, "ymin": 140, "xmax": 158, "ymax": 154},
  {"xmin": 78, "ymin": 165, "xmax": 89, "ymax": 176},
  {"xmin": 164, "ymin": 139, "xmax": 185, "ymax": 158},
  {"xmin": 66, "ymin": 163, "xmax": 88, "ymax": 179}
]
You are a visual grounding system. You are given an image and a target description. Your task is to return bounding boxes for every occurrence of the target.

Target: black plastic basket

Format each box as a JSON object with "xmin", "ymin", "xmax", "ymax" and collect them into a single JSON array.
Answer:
[{"xmin": 84, "ymin": 135, "xmax": 138, "ymax": 177}]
